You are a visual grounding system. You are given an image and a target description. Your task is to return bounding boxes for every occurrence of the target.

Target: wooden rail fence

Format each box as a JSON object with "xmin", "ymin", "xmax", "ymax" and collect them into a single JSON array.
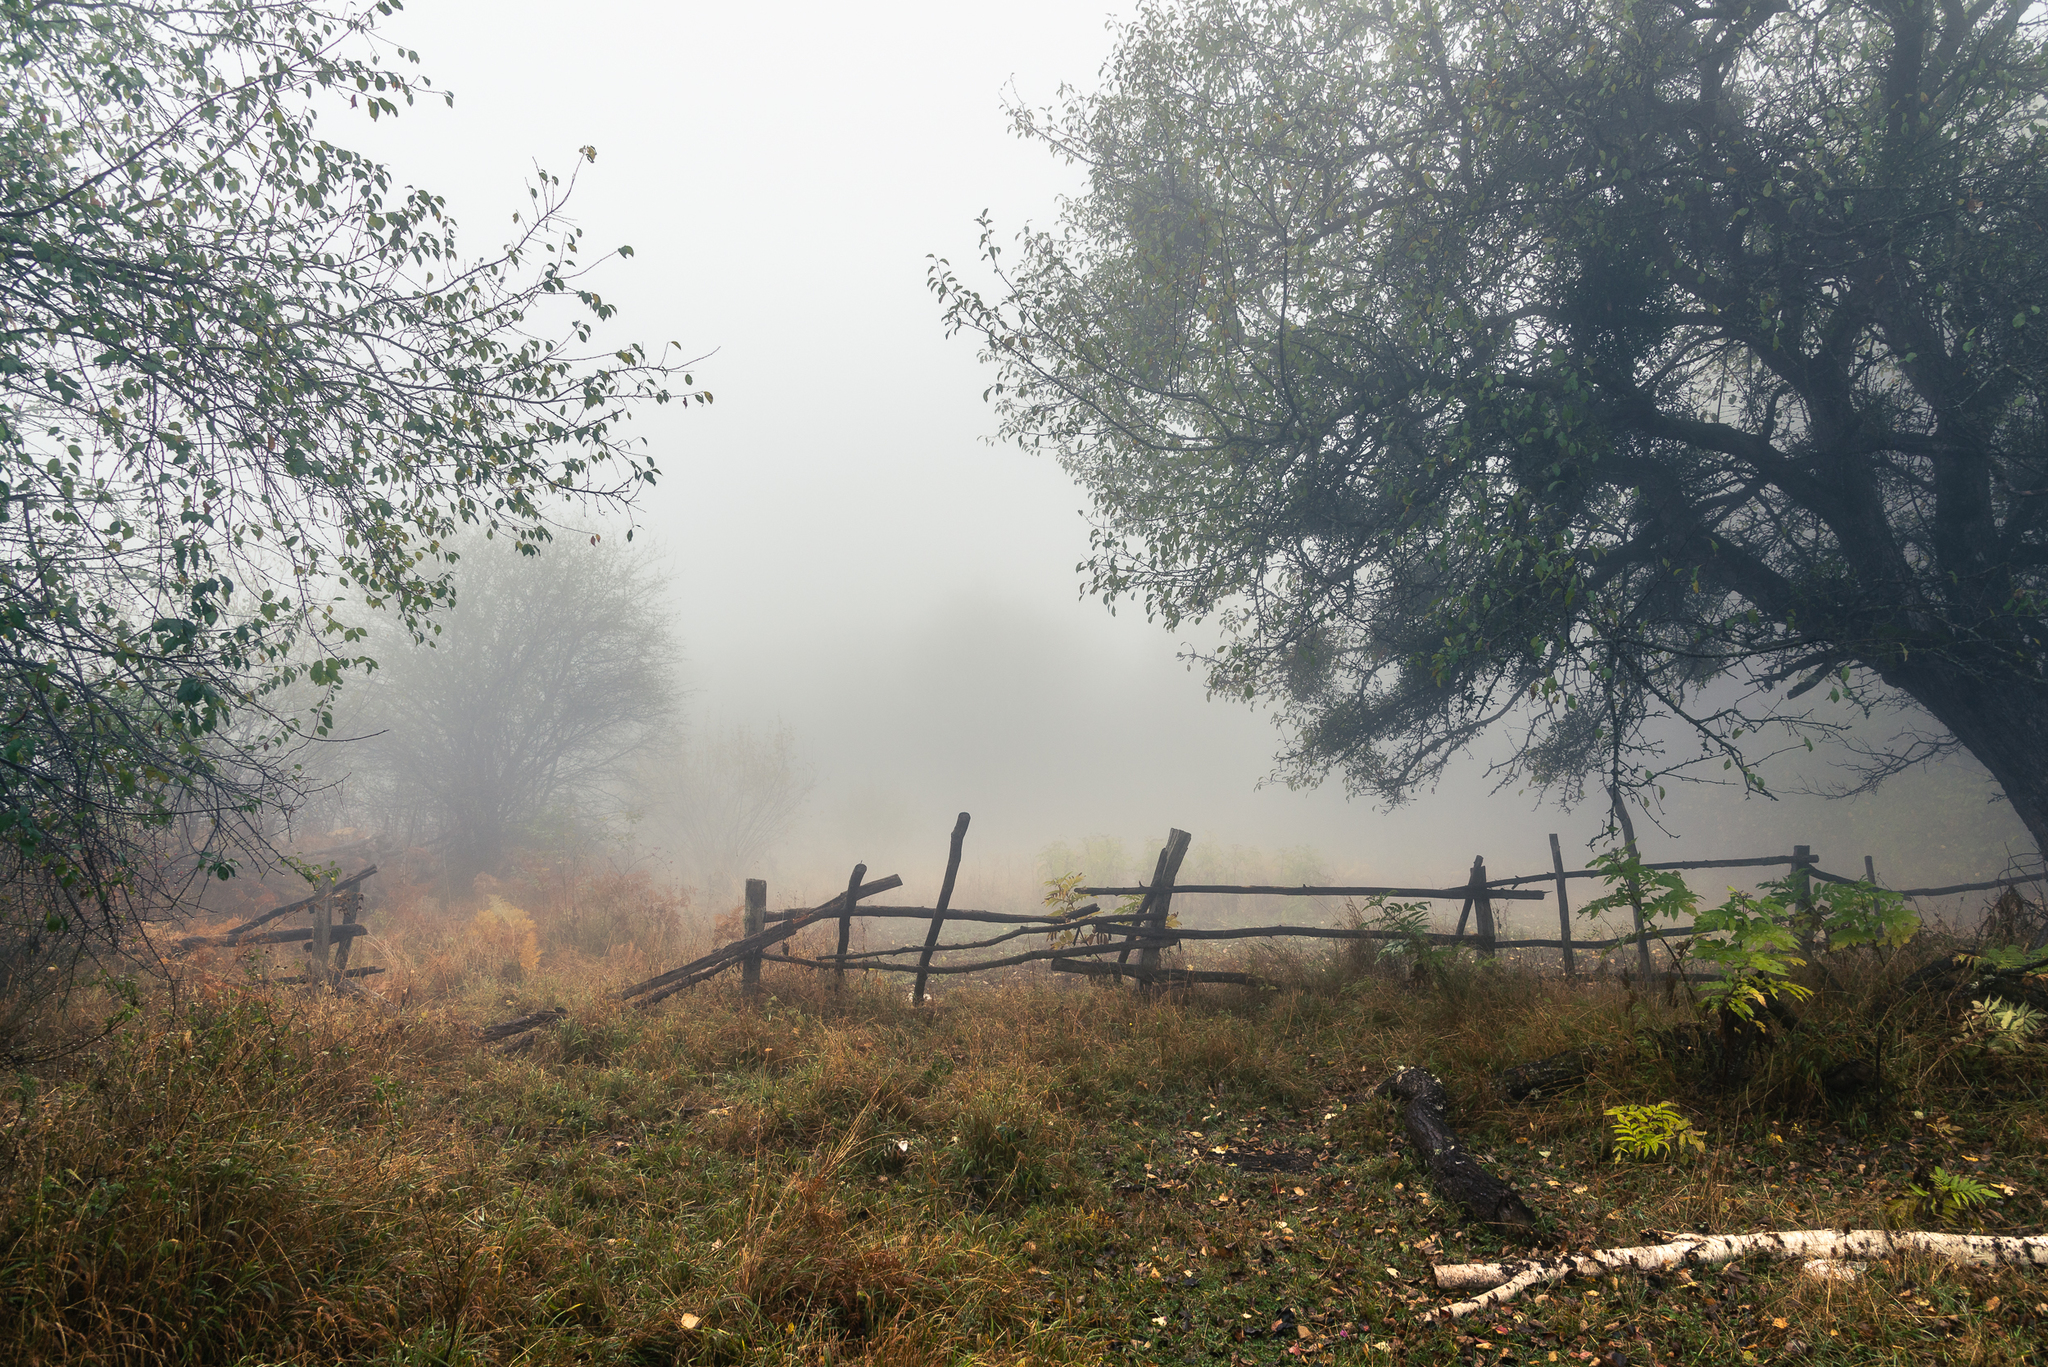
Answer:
[
  {"xmin": 172, "ymin": 865, "xmax": 383, "ymax": 991},
  {"xmin": 608, "ymin": 815, "xmax": 2045, "ymax": 1010}
]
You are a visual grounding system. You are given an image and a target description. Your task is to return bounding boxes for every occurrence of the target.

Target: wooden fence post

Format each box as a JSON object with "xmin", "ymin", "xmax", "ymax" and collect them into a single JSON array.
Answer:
[
  {"xmin": 1549, "ymin": 834, "xmax": 1576, "ymax": 979},
  {"xmin": 1791, "ymin": 844, "xmax": 1817, "ymax": 957},
  {"xmin": 1609, "ymin": 789, "xmax": 1655, "ymax": 981},
  {"xmin": 330, "ymin": 884, "xmax": 360, "ymax": 984},
  {"xmin": 742, "ymin": 879, "xmax": 767, "ymax": 1000},
  {"xmin": 835, "ymin": 863, "xmax": 867, "ymax": 990},
  {"xmin": 1117, "ymin": 839, "xmax": 1176, "ymax": 984},
  {"xmin": 914, "ymin": 813, "xmax": 971, "ymax": 1006},
  {"xmin": 1473, "ymin": 856, "xmax": 1497, "ymax": 957},
  {"xmin": 308, "ymin": 874, "xmax": 334, "ymax": 991},
  {"xmin": 1137, "ymin": 829, "xmax": 1193, "ymax": 986}
]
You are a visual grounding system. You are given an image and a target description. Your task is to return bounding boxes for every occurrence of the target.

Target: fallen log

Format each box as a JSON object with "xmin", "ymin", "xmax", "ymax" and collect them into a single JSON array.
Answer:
[
  {"xmin": 268, "ymin": 965, "xmax": 386, "ymax": 987},
  {"xmin": 1494, "ymin": 1049, "xmax": 1594, "ymax": 1102},
  {"xmin": 481, "ymin": 1006, "xmax": 568, "ymax": 1042},
  {"xmin": 1372, "ymin": 1068, "xmax": 1538, "ymax": 1234},
  {"xmin": 1428, "ymin": 1229, "xmax": 2048, "ymax": 1321}
]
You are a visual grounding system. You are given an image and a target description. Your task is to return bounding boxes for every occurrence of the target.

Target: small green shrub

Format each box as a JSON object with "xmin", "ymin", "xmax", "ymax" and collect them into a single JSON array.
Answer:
[
  {"xmin": 1581, "ymin": 850, "xmax": 1917, "ymax": 1027},
  {"xmin": 1604, "ymin": 1102, "xmax": 1706, "ymax": 1161},
  {"xmin": 1887, "ymin": 1166, "xmax": 1999, "ymax": 1228},
  {"xmin": 1958, "ymin": 996, "xmax": 2043, "ymax": 1055}
]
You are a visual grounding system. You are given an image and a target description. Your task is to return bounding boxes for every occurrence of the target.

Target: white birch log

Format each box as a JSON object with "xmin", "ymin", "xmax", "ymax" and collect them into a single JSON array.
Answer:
[{"xmin": 1428, "ymin": 1229, "xmax": 2048, "ymax": 1321}]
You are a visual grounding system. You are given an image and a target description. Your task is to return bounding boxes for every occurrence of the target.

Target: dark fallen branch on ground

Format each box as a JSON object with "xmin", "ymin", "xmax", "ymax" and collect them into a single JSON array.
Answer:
[
  {"xmin": 481, "ymin": 1006, "xmax": 568, "ymax": 1043},
  {"xmin": 1898, "ymin": 950, "xmax": 2048, "ymax": 1012},
  {"xmin": 268, "ymin": 965, "xmax": 387, "ymax": 988},
  {"xmin": 1495, "ymin": 1049, "xmax": 1594, "ymax": 1102},
  {"xmin": 1372, "ymin": 1068, "xmax": 1539, "ymax": 1235}
]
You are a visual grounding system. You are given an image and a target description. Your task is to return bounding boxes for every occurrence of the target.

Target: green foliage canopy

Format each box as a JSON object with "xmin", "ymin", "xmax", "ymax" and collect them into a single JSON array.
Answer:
[
  {"xmin": 0, "ymin": 1, "xmax": 698, "ymax": 929},
  {"xmin": 934, "ymin": 0, "xmax": 2048, "ymax": 854}
]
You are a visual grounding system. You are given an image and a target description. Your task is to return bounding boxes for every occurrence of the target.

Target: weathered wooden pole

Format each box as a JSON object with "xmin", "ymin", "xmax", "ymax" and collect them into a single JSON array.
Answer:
[
  {"xmin": 742, "ymin": 879, "xmax": 767, "ymax": 1000},
  {"xmin": 913, "ymin": 813, "xmax": 971, "ymax": 1006},
  {"xmin": 1609, "ymin": 789, "xmax": 1655, "ymax": 981},
  {"xmin": 1791, "ymin": 844, "xmax": 1817, "ymax": 957},
  {"xmin": 834, "ymin": 863, "xmax": 867, "ymax": 990},
  {"xmin": 1472, "ymin": 855, "xmax": 1497, "ymax": 958},
  {"xmin": 1136, "ymin": 829, "xmax": 1193, "ymax": 987},
  {"xmin": 1549, "ymin": 834, "xmax": 1576, "ymax": 979},
  {"xmin": 329, "ymin": 884, "xmax": 361, "ymax": 986},
  {"xmin": 308, "ymin": 873, "xmax": 334, "ymax": 991},
  {"xmin": 1116, "ymin": 839, "xmax": 1177, "ymax": 984}
]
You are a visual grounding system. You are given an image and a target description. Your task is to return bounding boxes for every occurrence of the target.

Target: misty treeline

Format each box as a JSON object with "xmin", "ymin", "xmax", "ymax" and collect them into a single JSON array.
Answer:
[{"xmin": 300, "ymin": 540, "xmax": 812, "ymax": 914}]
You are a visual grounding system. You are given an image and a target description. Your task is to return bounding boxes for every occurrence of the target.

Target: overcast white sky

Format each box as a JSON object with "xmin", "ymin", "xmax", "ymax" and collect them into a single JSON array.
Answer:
[{"xmin": 343, "ymin": 0, "xmax": 2029, "ymax": 901}]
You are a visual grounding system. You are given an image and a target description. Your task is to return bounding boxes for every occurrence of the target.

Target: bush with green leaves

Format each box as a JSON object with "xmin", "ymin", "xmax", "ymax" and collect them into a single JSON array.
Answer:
[
  {"xmin": 1581, "ymin": 850, "xmax": 1916, "ymax": 1026},
  {"xmin": 1344, "ymin": 895, "xmax": 1457, "ymax": 982},
  {"xmin": 1957, "ymin": 997, "xmax": 2044, "ymax": 1056},
  {"xmin": 1887, "ymin": 1167, "xmax": 2001, "ymax": 1229},
  {"xmin": 1604, "ymin": 1102, "xmax": 1706, "ymax": 1162}
]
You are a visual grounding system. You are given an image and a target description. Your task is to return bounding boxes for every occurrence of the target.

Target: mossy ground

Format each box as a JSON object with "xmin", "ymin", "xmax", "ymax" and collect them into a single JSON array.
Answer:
[{"xmin": 0, "ymin": 912, "xmax": 2042, "ymax": 1365}]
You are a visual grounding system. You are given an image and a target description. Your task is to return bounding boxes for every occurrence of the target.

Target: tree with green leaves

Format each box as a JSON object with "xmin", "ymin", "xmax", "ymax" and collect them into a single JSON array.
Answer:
[
  {"xmin": 933, "ymin": 0, "xmax": 2048, "ymax": 858},
  {"xmin": 0, "ymin": 0, "xmax": 699, "ymax": 971}
]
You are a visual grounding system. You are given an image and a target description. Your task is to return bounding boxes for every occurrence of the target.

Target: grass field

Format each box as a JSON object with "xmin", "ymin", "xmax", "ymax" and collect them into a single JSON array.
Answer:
[{"xmin": 1, "ymin": 903, "xmax": 2044, "ymax": 1366}]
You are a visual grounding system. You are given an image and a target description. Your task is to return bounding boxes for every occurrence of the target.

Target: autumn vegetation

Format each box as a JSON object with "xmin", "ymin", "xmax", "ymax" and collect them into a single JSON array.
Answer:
[{"xmin": 0, "ymin": 858, "xmax": 2042, "ymax": 1366}]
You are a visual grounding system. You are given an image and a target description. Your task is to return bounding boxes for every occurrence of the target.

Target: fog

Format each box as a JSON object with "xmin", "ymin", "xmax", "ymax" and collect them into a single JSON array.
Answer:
[{"xmin": 337, "ymin": 0, "xmax": 2034, "ymax": 921}]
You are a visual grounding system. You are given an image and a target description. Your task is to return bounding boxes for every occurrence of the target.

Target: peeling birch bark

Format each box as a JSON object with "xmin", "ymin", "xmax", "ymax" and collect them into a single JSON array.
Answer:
[{"xmin": 1428, "ymin": 1229, "xmax": 2048, "ymax": 1321}]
